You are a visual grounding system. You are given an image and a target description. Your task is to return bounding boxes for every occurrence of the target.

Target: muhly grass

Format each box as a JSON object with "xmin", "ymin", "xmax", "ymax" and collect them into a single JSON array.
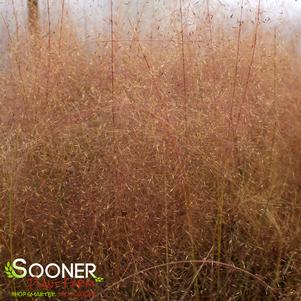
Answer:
[{"xmin": 0, "ymin": 2, "xmax": 301, "ymax": 300}]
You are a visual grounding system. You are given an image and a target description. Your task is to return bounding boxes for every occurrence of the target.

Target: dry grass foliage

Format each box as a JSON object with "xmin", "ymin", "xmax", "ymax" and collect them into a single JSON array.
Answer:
[{"xmin": 0, "ymin": 2, "xmax": 300, "ymax": 300}]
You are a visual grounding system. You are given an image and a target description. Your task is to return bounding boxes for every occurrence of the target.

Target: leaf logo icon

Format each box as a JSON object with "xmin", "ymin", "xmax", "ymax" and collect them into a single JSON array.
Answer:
[
  {"xmin": 4, "ymin": 262, "xmax": 14, "ymax": 279},
  {"xmin": 4, "ymin": 262, "xmax": 24, "ymax": 279},
  {"xmin": 92, "ymin": 275, "xmax": 104, "ymax": 283}
]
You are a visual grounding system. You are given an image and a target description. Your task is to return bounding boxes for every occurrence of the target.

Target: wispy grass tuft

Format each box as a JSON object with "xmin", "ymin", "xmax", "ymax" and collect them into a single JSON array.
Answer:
[{"xmin": 0, "ymin": 1, "xmax": 300, "ymax": 300}]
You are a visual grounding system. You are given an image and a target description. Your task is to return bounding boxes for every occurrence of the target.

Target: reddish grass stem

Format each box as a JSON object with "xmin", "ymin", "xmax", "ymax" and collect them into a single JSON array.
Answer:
[
  {"xmin": 236, "ymin": 0, "xmax": 261, "ymax": 127},
  {"xmin": 179, "ymin": 0, "xmax": 188, "ymax": 130},
  {"xmin": 229, "ymin": 0, "xmax": 244, "ymax": 127},
  {"xmin": 59, "ymin": 0, "xmax": 65, "ymax": 53},
  {"xmin": 90, "ymin": 260, "xmax": 279, "ymax": 300}
]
